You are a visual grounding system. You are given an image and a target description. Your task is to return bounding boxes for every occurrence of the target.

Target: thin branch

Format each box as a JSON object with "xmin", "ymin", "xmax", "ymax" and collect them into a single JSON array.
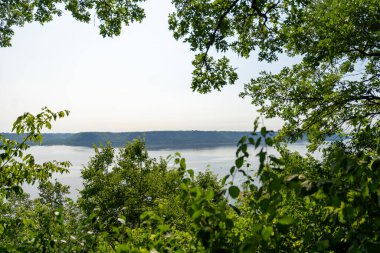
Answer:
[
  {"xmin": 250, "ymin": 0, "xmax": 267, "ymax": 20},
  {"xmin": 345, "ymin": 48, "xmax": 380, "ymax": 57},
  {"xmin": 202, "ymin": 0, "xmax": 240, "ymax": 68}
]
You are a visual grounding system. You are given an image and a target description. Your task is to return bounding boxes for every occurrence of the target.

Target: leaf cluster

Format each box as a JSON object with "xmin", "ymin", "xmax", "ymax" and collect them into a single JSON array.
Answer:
[{"xmin": 0, "ymin": 0, "xmax": 146, "ymax": 47}]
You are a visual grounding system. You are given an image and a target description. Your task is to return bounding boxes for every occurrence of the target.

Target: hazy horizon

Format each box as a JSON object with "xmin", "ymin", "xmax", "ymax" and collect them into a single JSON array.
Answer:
[{"xmin": 2, "ymin": 129, "xmax": 261, "ymax": 134}]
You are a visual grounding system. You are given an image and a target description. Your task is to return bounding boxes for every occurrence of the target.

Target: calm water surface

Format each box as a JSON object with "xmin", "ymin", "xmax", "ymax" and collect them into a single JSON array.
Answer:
[{"xmin": 23, "ymin": 144, "xmax": 309, "ymax": 199}]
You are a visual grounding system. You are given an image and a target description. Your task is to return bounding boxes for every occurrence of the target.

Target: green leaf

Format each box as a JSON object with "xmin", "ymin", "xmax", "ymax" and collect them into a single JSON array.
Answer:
[
  {"xmin": 258, "ymin": 149, "xmax": 266, "ymax": 164},
  {"xmin": 265, "ymin": 137, "xmax": 273, "ymax": 146},
  {"xmin": 278, "ymin": 216, "xmax": 295, "ymax": 225},
  {"xmin": 229, "ymin": 204, "xmax": 241, "ymax": 215},
  {"xmin": 235, "ymin": 156, "xmax": 244, "ymax": 168},
  {"xmin": 260, "ymin": 127, "xmax": 267, "ymax": 137},
  {"xmin": 192, "ymin": 210, "xmax": 202, "ymax": 219},
  {"xmin": 255, "ymin": 137, "xmax": 262, "ymax": 149},
  {"xmin": 221, "ymin": 174, "xmax": 230, "ymax": 185},
  {"xmin": 180, "ymin": 158, "xmax": 186, "ymax": 169},
  {"xmin": 230, "ymin": 166, "xmax": 235, "ymax": 175},
  {"xmin": 241, "ymin": 144, "xmax": 248, "ymax": 155},
  {"xmin": 261, "ymin": 226, "xmax": 274, "ymax": 241},
  {"xmin": 238, "ymin": 136, "xmax": 247, "ymax": 145},
  {"xmin": 187, "ymin": 169, "xmax": 194, "ymax": 179},
  {"xmin": 229, "ymin": 186, "xmax": 240, "ymax": 199}
]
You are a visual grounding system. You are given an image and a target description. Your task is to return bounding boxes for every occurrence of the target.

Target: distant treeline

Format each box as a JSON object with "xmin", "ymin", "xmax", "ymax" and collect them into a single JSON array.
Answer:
[
  {"xmin": 1, "ymin": 131, "xmax": 346, "ymax": 149},
  {"xmin": 1, "ymin": 131, "xmax": 273, "ymax": 149}
]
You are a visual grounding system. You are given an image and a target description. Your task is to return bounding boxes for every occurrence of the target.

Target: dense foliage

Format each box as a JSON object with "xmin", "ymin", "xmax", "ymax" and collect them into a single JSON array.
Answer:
[
  {"xmin": 167, "ymin": 1, "xmax": 380, "ymax": 250},
  {"xmin": 168, "ymin": 0, "xmax": 379, "ymax": 145},
  {"xmin": 0, "ymin": 107, "xmax": 70, "ymax": 199},
  {"xmin": 0, "ymin": 0, "xmax": 146, "ymax": 47},
  {"xmin": 1, "ymin": 111, "xmax": 379, "ymax": 252},
  {"xmin": 0, "ymin": 115, "xmax": 229, "ymax": 252},
  {"xmin": 1, "ymin": 0, "xmax": 380, "ymax": 252}
]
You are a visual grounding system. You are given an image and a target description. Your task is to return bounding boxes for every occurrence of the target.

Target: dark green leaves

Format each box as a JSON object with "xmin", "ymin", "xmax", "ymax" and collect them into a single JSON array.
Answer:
[
  {"xmin": 235, "ymin": 156, "xmax": 244, "ymax": 168},
  {"xmin": 96, "ymin": 0, "xmax": 146, "ymax": 37},
  {"xmin": 0, "ymin": 0, "xmax": 146, "ymax": 47},
  {"xmin": 228, "ymin": 186, "xmax": 240, "ymax": 199},
  {"xmin": 192, "ymin": 54, "xmax": 238, "ymax": 93}
]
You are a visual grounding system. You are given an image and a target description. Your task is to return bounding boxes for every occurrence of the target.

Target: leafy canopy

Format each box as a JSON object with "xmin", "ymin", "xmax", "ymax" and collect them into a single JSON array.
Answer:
[
  {"xmin": 169, "ymin": 0, "xmax": 380, "ymax": 146},
  {"xmin": 0, "ymin": 0, "xmax": 146, "ymax": 47},
  {"xmin": 0, "ymin": 107, "xmax": 70, "ymax": 198}
]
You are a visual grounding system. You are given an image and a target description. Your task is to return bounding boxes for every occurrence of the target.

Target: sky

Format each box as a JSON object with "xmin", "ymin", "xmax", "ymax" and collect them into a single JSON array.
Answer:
[{"xmin": 0, "ymin": 1, "xmax": 290, "ymax": 133}]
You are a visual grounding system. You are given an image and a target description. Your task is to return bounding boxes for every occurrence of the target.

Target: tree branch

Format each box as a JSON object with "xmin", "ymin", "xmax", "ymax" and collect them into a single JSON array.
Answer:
[
  {"xmin": 202, "ymin": 0, "xmax": 240, "ymax": 68},
  {"xmin": 0, "ymin": 132, "xmax": 33, "ymax": 170}
]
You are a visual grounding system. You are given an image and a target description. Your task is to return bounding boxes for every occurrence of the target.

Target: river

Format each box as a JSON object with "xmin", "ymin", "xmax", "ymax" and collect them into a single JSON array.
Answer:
[{"xmin": 23, "ymin": 143, "xmax": 310, "ymax": 199}]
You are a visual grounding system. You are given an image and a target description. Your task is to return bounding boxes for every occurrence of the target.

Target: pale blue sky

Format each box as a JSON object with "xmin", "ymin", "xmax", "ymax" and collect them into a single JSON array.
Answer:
[{"xmin": 0, "ymin": 1, "xmax": 289, "ymax": 132}]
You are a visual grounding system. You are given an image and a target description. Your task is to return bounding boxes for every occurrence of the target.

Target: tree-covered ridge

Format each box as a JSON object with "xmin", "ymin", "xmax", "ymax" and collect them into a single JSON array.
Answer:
[{"xmin": 1, "ymin": 131, "xmax": 266, "ymax": 148}]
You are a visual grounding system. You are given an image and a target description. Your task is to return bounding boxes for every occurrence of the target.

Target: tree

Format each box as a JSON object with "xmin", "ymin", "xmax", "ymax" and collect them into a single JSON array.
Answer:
[
  {"xmin": 168, "ymin": 0, "xmax": 380, "ymax": 145},
  {"xmin": 0, "ymin": 0, "xmax": 146, "ymax": 47},
  {"xmin": 77, "ymin": 139, "xmax": 227, "ymax": 251},
  {"xmin": 0, "ymin": 107, "xmax": 70, "ymax": 198},
  {"xmin": 0, "ymin": 107, "xmax": 83, "ymax": 252},
  {"xmin": 78, "ymin": 139, "xmax": 185, "ymax": 230},
  {"xmin": 2, "ymin": 0, "xmax": 380, "ymax": 251},
  {"xmin": 166, "ymin": 1, "xmax": 380, "ymax": 251}
]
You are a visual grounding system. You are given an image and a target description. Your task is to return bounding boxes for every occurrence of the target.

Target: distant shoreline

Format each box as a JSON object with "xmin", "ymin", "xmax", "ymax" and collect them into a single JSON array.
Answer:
[{"xmin": 1, "ymin": 131, "xmax": 262, "ymax": 149}]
